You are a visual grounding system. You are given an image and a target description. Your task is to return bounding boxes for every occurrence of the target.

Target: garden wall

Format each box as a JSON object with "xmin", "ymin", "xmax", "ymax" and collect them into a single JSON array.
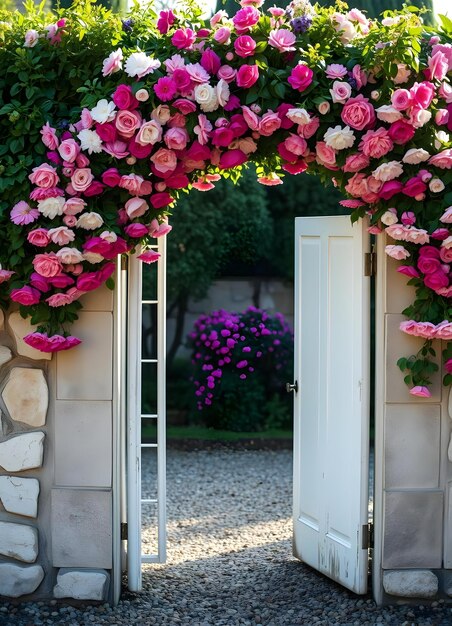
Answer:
[
  {"xmin": 0, "ymin": 287, "xmax": 118, "ymax": 602},
  {"xmin": 375, "ymin": 237, "xmax": 452, "ymax": 603}
]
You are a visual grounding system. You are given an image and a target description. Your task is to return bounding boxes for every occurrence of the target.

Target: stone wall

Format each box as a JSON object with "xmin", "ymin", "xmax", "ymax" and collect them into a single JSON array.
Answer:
[
  {"xmin": 375, "ymin": 238, "xmax": 452, "ymax": 602},
  {"xmin": 0, "ymin": 287, "xmax": 116, "ymax": 602}
]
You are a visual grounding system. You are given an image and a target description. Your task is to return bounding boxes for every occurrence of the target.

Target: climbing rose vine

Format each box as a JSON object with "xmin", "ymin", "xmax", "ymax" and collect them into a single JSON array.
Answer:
[{"xmin": 0, "ymin": 0, "xmax": 451, "ymax": 396}]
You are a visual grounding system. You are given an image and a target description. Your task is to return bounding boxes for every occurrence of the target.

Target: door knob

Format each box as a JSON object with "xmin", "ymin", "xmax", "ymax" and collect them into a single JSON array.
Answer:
[{"xmin": 286, "ymin": 381, "xmax": 298, "ymax": 393}]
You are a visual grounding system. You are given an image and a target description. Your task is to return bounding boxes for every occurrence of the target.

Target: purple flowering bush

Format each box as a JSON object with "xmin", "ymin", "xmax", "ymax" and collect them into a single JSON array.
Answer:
[{"xmin": 187, "ymin": 306, "xmax": 293, "ymax": 431}]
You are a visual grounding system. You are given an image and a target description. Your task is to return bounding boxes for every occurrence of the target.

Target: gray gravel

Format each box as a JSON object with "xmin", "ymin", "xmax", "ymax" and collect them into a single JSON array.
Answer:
[{"xmin": 1, "ymin": 448, "xmax": 452, "ymax": 625}]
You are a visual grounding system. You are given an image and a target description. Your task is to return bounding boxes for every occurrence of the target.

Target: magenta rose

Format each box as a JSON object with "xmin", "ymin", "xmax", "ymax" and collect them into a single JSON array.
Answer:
[
  {"xmin": 10, "ymin": 286, "xmax": 41, "ymax": 305},
  {"xmin": 125, "ymin": 223, "xmax": 149, "ymax": 238},
  {"xmin": 424, "ymin": 270, "xmax": 449, "ymax": 290},
  {"xmin": 219, "ymin": 149, "xmax": 248, "ymax": 169},
  {"xmin": 419, "ymin": 246, "xmax": 440, "ymax": 259},
  {"xmin": 84, "ymin": 181, "xmax": 105, "ymax": 197},
  {"xmin": 102, "ymin": 168, "xmax": 121, "ymax": 187},
  {"xmin": 388, "ymin": 119, "xmax": 416, "ymax": 144},
  {"xmin": 402, "ymin": 177, "xmax": 427, "ymax": 198},
  {"xmin": 234, "ymin": 35, "xmax": 256, "ymax": 58},
  {"xmin": 165, "ymin": 174, "xmax": 190, "ymax": 189},
  {"xmin": 418, "ymin": 255, "xmax": 442, "ymax": 274},
  {"xmin": 201, "ymin": 48, "xmax": 221, "ymax": 74},
  {"xmin": 277, "ymin": 103, "xmax": 296, "ymax": 130},
  {"xmin": 288, "ymin": 64, "xmax": 313, "ymax": 92},
  {"xmin": 128, "ymin": 138, "xmax": 153, "ymax": 159},
  {"xmin": 236, "ymin": 64, "xmax": 259, "ymax": 88},
  {"xmin": 95, "ymin": 122, "xmax": 117, "ymax": 143},
  {"xmin": 112, "ymin": 84, "xmax": 139, "ymax": 110},
  {"xmin": 157, "ymin": 9, "xmax": 175, "ymax": 35},
  {"xmin": 150, "ymin": 192, "xmax": 174, "ymax": 209},
  {"xmin": 379, "ymin": 180, "xmax": 404, "ymax": 200},
  {"xmin": 83, "ymin": 237, "xmax": 111, "ymax": 256},
  {"xmin": 232, "ymin": 6, "xmax": 260, "ymax": 34},
  {"xmin": 49, "ymin": 274, "xmax": 74, "ymax": 289},
  {"xmin": 171, "ymin": 28, "xmax": 196, "ymax": 49},
  {"xmin": 77, "ymin": 271, "xmax": 103, "ymax": 292},
  {"xmin": 30, "ymin": 272, "xmax": 50, "ymax": 292},
  {"xmin": 341, "ymin": 95, "xmax": 375, "ymax": 131},
  {"xmin": 23, "ymin": 332, "xmax": 82, "ymax": 353}
]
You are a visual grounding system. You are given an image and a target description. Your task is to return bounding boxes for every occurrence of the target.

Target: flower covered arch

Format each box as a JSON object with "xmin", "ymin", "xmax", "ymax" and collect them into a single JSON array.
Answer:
[{"xmin": 0, "ymin": 0, "xmax": 452, "ymax": 397}]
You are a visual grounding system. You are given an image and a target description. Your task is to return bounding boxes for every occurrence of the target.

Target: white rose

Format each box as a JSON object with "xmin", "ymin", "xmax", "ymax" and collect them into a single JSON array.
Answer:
[
  {"xmin": 435, "ymin": 130, "xmax": 450, "ymax": 150},
  {"xmin": 76, "ymin": 212, "xmax": 104, "ymax": 230},
  {"xmin": 90, "ymin": 99, "xmax": 116, "ymax": 124},
  {"xmin": 381, "ymin": 16, "xmax": 401, "ymax": 27},
  {"xmin": 324, "ymin": 125, "xmax": 355, "ymax": 150},
  {"xmin": 402, "ymin": 148, "xmax": 430, "ymax": 164},
  {"xmin": 151, "ymin": 105, "xmax": 172, "ymax": 125},
  {"xmin": 216, "ymin": 79, "xmax": 230, "ymax": 107},
  {"xmin": 136, "ymin": 89, "xmax": 149, "ymax": 102},
  {"xmin": 373, "ymin": 161, "xmax": 404, "ymax": 182},
  {"xmin": 429, "ymin": 178, "xmax": 445, "ymax": 193},
  {"xmin": 24, "ymin": 29, "xmax": 39, "ymax": 48},
  {"xmin": 37, "ymin": 196, "xmax": 65, "ymax": 219},
  {"xmin": 194, "ymin": 84, "xmax": 219, "ymax": 113},
  {"xmin": 125, "ymin": 52, "xmax": 161, "ymax": 78},
  {"xmin": 100, "ymin": 231, "xmax": 118, "ymax": 243},
  {"xmin": 393, "ymin": 63, "xmax": 411, "ymax": 85},
  {"xmin": 375, "ymin": 105, "xmax": 403, "ymax": 123},
  {"xmin": 56, "ymin": 247, "xmax": 84, "ymax": 264},
  {"xmin": 83, "ymin": 252, "xmax": 104, "ymax": 264},
  {"xmin": 77, "ymin": 129, "xmax": 103, "ymax": 154},
  {"xmin": 287, "ymin": 108, "xmax": 311, "ymax": 125},
  {"xmin": 381, "ymin": 210, "xmax": 399, "ymax": 226}
]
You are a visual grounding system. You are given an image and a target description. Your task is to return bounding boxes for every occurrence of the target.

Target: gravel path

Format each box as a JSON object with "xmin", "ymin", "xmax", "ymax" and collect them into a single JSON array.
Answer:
[{"xmin": 2, "ymin": 448, "xmax": 452, "ymax": 626}]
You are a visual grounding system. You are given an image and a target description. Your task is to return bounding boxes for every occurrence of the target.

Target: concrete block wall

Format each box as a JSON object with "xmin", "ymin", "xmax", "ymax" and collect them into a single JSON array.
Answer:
[
  {"xmin": 0, "ymin": 287, "xmax": 115, "ymax": 602},
  {"xmin": 376, "ymin": 241, "xmax": 452, "ymax": 602}
]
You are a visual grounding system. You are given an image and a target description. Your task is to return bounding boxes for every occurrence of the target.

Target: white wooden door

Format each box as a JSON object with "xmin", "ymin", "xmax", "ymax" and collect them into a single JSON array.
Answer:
[{"xmin": 292, "ymin": 216, "xmax": 370, "ymax": 594}]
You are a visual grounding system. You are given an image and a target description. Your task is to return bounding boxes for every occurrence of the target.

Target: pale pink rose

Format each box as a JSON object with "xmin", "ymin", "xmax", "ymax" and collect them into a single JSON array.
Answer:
[
  {"xmin": 258, "ymin": 111, "xmax": 281, "ymax": 136},
  {"xmin": 71, "ymin": 168, "xmax": 94, "ymax": 192},
  {"xmin": 151, "ymin": 105, "xmax": 172, "ymax": 125},
  {"xmin": 102, "ymin": 48, "xmax": 123, "ymax": 77},
  {"xmin": 409, "ymin": 106, "xmax": 432, "ymax": 129},
  {"xmin": 268, "ymin": 29, "xmax": 296, "ymax": 53},
  {"xmin": 135, "ymin": 120, "xmax": 162, "ymax": 146},
  {"xmin": 210, "ymin": 10, "xmax": 227, "ymax": 27},
  {"xmin": 214, "ymin": 27, "xmax": 231, "ymax": 45},
  {"xmin": 391, "ymin": 89, "xmax": 411, "ymax": 111},
  {"xmin": 429, "ymin": 178, "xmax": 445, "ymax": 193},
  {"xmin": 119, "ymin": 174, "xmax": 144, "ymax": 196},
  {"xmin": 317, "ymin": 101, "xmax": 330, "ymax": 115},
  {"xmin": 434, "ymin": 320, "xmax": 452, "ymax": 340},
  {"xmin": 48, "ymin": 226, "xmax": 75, "ymax": 246},
  {"xmin": 372, "ymin": 161, "xmax": 403, "ymax": 182},
  {"xmin": 24, "ymin": 29, "xmax": 39, "ymax": 48},
  {"xmin": 194, "ymin": 114, "xmax": 213, "ymax": 145},
  {"xmin": 29, "ymin": 163, "xmax": 59, "ymax": 188},
  {"xmin": 186, "ymin": 62, "xmax": 210, "ymax": 84},
  {"xmin": 427, "ymin": 51, "xmax": 449, "ymax": 81},
  {"xmin": 218, "ymin": 65, "xmax": 236, "ymax": 83},
  {"xmin": 385, "ymin": 224, "xmax": 409, "ymax": 241},
  {"xmin": 359, "ymin": 128, "xmax": 393, "ymax": 158},
  {"xmin": 404, "ymin": 228, "xmax": 430, "ymax": 245},
  {"xmin": 393, "ymin": 64, "xmax": 411, "ymax": 85},
  {"xmin": 242, "ymin": 105, "xmax": 260, "ymax": 131},
  {"xmin": 343, "ymin": 152, "xmax": 370, "ymax": 173},
  {"xmin": 64, "ymin": 197, "xmax": 86, "ymax": 215},
  {"xmin": 136, "ymin": 89, "xmax": 149, "ymax": 102},
  {"xmin": 56, "ymin": 247, "xmax": 84, "ymax": 264},
  {"xmin": 115, "ymin": 110, "xmax": 141, "ymax": 138},
  {"xmin": 27, "ymin": 228, "xmax": 50, "ymax": 247},
  {"xmin": 315, "ymin": 141, "xmax": 337, "ymax": 166},
  {"xmin": 80, "ymin": 108, "xmax": 93, "ymax": 130},
  {"xmin": 442, "ymin": 236, "xmax": 452, "ymax": 249},
  {"xmin": 432, "ymin": 43, "xmax": 452, "ymax": 71},
  {"xmin": 439, "ymin": 81, "xmax": 452, "ymax": 103},
  {"xmin": 352, "ymin": 64, "xmax": 367, "ymax": 90},
  {"xmin": 429, "ymin": 149, "xmax": 452, "ymax": 169},
  {"xmin": 297, "ymin": 116, "xmax": 320, "ymax": 139},
  {"xmin": 435, "ymin": 109, "xmax": 449, "ymax": 125},
  {"xmin": 325, "ymin": 63, "xmax": 348, "ymax": 79},
  {"xmin": 385, "ymin": 245, "xmax": 410, "ymax": 260},
  {"xmin": 150, "ymin": 148, "xmax": 178, "ymax": 174},
  {"xmin": 410, "ymin": 386, "xmax": 431, "ymax": 398},
  {"xmin": 380, "ymin": 209, "xmax": 398, "ymax": 226},
  {"xmin": 40, "ymin": 122, "xmax": 59, "ymax": 149},
  {"xmin": 330, "ymin": 81, "xmax": 352, "ymax": 104},
  {"xmin": 402, "ymin": 148, "xmax": 430, "ymax": 164},
  {"xmin": 216, "ymin": 79, "xmax": 230, "ymax": 107},
  {"xmin": 124, "ymin": 197, "xmax": 149, "ymax": 219},
  {"xmin": 63, "ymin": 215, "xmax": 77, "ymax": 227},
  {"xmin": 375, "ymin": 105, "xmax": 403, "ymax": 123},
  {"xmin": 58, "ymin": 139, "xmax": 81, "ymax": 163},
  {"xmin": 440, "ymin": 207, "xmax": 452, "ymax": 223},
  {"xmin": 33, "ymin": 252, "xmax": 63, "ymax": 277}
]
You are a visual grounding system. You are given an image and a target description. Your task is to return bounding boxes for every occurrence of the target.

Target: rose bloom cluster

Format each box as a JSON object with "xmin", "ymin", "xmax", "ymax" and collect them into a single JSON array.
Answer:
[
  {"xmin": 0, "ymin": 0, "xmax": 450, "ymax": 390},
  {"xmin": 188, "ymin": 307, "xmax": 293, "ymax": 411}
]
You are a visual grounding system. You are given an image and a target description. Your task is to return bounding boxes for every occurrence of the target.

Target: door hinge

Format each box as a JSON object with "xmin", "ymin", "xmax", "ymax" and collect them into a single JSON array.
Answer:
[
  {"xmin": 121, "ymin": 255, "xmax": 128, "ymax": 271},
  {"xmin": 121, "ymin": 522, "xmax": 128, "ymax": 540},
  {"xmin": 362, "ymin": 522, "xmax": 373, "ymax": 549},
  {"xmin": 364, "ymin": 251, "xmax": 376, "ymax": 277}
]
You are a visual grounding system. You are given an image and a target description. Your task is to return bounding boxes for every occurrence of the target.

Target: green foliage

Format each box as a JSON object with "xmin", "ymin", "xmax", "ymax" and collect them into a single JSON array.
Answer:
[{"xmin": 397, "ymin": 340, "xmax": 439, "ymax": 387}]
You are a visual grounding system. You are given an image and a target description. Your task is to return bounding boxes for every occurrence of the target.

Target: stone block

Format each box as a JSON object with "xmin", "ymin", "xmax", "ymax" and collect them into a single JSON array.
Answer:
[
  {"xmin": 384, "ymin": 404, "xmax": 441, "ymax": 489},
  {"xmin": 53, "ymin": 568, "xmax": 110, "ymax": 600},
  {"xmin": 0, "ymin": 432, "xmax": 45, "ymax": 472},
  {"xmin": 385, "ymin": 314, "xmax": 441, "ymax": 403},
  {"xmin": 0, "ymin": 475, "xmax": 40, "ymax": 517},
  {"xmin": 79, "ymin": 286, "xmax": 114, "ymax": 312},
  {"xmin": 56, "ymin": 312, "xmax": 113, "ymax": 401},
  {"xmin": 2, "ymin": 367, "xmax": 48, "ymax": 427},
  {"xmin": 51, "ymin": 489, "xmax": 112, "ymax": 568},
  {"xmin": 383, "ymin": 491, "xmax": 443, "ymax": 568},
  {"xmin": 383, "ymin": 570, "xmax": 438, "ymax": 598},
  {"xmin": 0, "ymin": 346, "xmax": 12, "ymax": 367},
  {"xmin": 0, "ymin": 563, "xmax": 44, "ymax": 598},
  {"xmin": 0, "ymin": 521, "xmax": 38, "ymax": 563},
  {"xmin": 7, "ymin": 311, "xmax": 51, "ymax": 361},
  {"xmin": 54, "ymin": 401, "xmax": 112, "ymax": 487}
]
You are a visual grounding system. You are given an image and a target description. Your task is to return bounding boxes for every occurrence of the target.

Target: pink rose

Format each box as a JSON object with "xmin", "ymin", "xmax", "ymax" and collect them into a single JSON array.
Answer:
[
  {"xmin": 58, "ymin": 139, "xmax": 81, "ymax": 163},
  {"xmin": 33, "ymin": 252, "xmax": 63, "ymax": 277},
  {"xmin": 410, "ymin": 81, "xmax": 435, "ymax": 109},
  {"xmin": 71, "ymin": 168, "xmax": 94, "ymax": 192},
  {"xmin": 316, "ymin": 141, "xmax": 337, "ymax": 167},
  {"xmin": 400, "ymin": 320, "xmax": 436, "ymax": 338},
  {"xmin": 426, "ymin": 51, "xmax": 449, "ymax": 81},
  {"xmin": 214, "ymin": 27, "xmax": 231, "ymax": 45},
  {"xmin": 432, "ymin": 43, "xmax": 452, "ymax": 70},
  {"xmin": 284, "ymin": 134, "xmax": 307, "ymax": 157},
  {"xmin": 343, "ymin": 152, "xmax": 370, "ymax": 172},
  {"xmin": 410, "ymin": 385, "xmax": 431, "ymax": 398},
  {"xmin": 120, "ymin": 174, "xmax": 144, "ymax": 196},
  {"xmin": 440, "ymin": 246, "xmax": 452, "ymax": 262},
  {"xmin": 125, "ymin": 223, "xmax": 149, "ymax": 238},
  {"xmin": 64, "ymin": 197, "xmax": 86, "ymax": 215},
  {"xmin": 236, "ymin": 64, "xmax": 259, "ymax": 88},
  {"xmin": 10, "ymin": 286, "xmax": 41, "ymax": 305},
  {"xmin": 234, "ymin": 35, "xmax": 256, "ymax": 58},
  {"xmin": 102, "ymin": 49, "xmax": 123, "ymax": 77},
  {"xmin": 40, "ymin": 122, "xmax": 59, "ymax": 150},
  {"xmin": 341, "ymin": 95, "xmax": 375, "ymax": 131},
  {"xmin": 30, "ymin": 272, "xmax": 50, "ymax": 292},
  {"xmin": 157, "ymin": 9, "xmax": 175, "ymax": 35},
  {"xmin": 391, "ymin": 89, "xmax": 411, "ymax": 111},
  {"xmin": 112, "ymin": 84, "xmax": 139, "ymax": 110},
  {"xmin": 359, "ymin": 128, "xmax": 393, "ymax": 158},
  {"xmin": 297, "ymin": 116, "xmax": 320, "ymax": 139},
  {"xmin": 102, "ymin": 168, "xmax": 121, "ymax": 187},
  {"xmin": 115, "ymin": 110, "xmax": 141, "ymax": 138},
  {"xmin": 268, "ymin": 29, "xmax": 296, "ymax": 53},
  {"xmin": 288, "ymin": 64, "xmax": 313, "ymax": 92},
  {"xmin": 397, "ymin": 265, "xmax": 420, "ymax": 278},
  {"xmin": 95, "ymin": 122, "xmax": 117, "ymax": 143},
  {"xmin": 48, "ymin": 226, "xmax": 75, "ymax": 246},
  {"xmin": 29, "ymin": 163, "xmax": 59, "ymax": 188},
  {"xmin": 173, "ymin": 99, "xmax": 197, "ymax": 114},
  {"xmin": 435, "ymin": 321, "xmax": 452, "ymax": 340},
  {"xmin": 385, "ymin": 245, "xmax": 410, "ymax": 260},
  {"xmin": 258, "ymin": 111, "xmax": 281, "ymax": 136},
  {"xmin": 219, "ymin": 149, "xmax": 248, "ymax": 169},
  {"xmin": 27, "ymin": 228, "xmax": 50, "ymax": 247},
  {"xmin": 46, "ymin": 293, "xmax": 73, "ymax": 307},
  {"xmin": 164, "ymin": 127, "xmax": 189, "ymax": 150},
  {"xmin": 138, "ymin": 250, "xmax": 161, "ymax": 264},
  {"xmin": 125, "ymin": 197, "xmax": 149, "ymax": 219},
  {"xmin": 104, "ymin": 140, "xmax": 130, "ymax": 159},
  {"xmin": 429, "ymin": 149, "xmax": 452, "ymax": 169},
  {"xmin": 232, "ymin": 6, "xmax": 260, "ymax": 34},
  {"xmin": 388, "ymin": 119, "xmax": 416, "ymax": 145},
  {"xmin": 330, "ymin": 80, "xmax": 352, "ymax": 104},
  {"xmin": 151, "ymin": 148, "xmax": 178, "ymax": 174},
  {"xmin": 171, "ymin": 28, "xmax": 196, "ymax": 49}
]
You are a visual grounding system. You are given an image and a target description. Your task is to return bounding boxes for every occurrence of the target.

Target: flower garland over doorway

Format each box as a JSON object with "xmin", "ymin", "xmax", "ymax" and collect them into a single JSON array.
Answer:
[{"xmin": 0, "ymin": 0, "xmax": 451, "ymax": 396}]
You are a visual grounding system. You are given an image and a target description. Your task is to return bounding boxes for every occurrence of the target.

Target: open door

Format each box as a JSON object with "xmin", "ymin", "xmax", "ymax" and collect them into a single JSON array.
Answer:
[{"xmin": 292, "ymin": 216, "xmax": 370, "ymax": 594}]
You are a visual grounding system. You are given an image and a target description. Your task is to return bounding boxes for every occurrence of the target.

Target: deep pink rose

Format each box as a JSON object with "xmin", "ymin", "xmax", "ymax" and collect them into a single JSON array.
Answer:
[
  {"xmin": 397, "ymin": 265, "xmax": 420, "ymax": 278},
  {"xmin": 341, "ymin": 95, "xmax": 375, "ymax": 131},
  {"xmin": 84, "ymin": 181, "xmax": 105, "ymax": 197},
  {"xmin": 125, "ymin": 223, "xmax": 149, "ymax": 238},
  {"xmin": 219, "ymin": 149, "xmax": 248, "ymax": 169},
  {"xmin": 171, "ymin": 28, "xmax": 196, "ymax": 49},
  {"xmin": 95, "ymin": 122, "xmax": 117, "ymax": 143},
  {"xmin": 388, "ymin": 119, "xmax": 416, "ymax": 144},
  {"xmin": 229, "ymin": 114, "xmax": 248, "ymax": 137},
  {"xmin": 424, "ymin": 270, "xmax": 449, "ymax": 290},
  {"xmin": 278, "ymin": 142, "xmax": 297, "ymax": 162},
  {"xmin": 128, "ymin": 138, "xmax": 153, "ymax": 159},
  {"xmin": 212, "ymin": 127, "xmax": 235, "ymax": 147},
  {"xmin": 33, "ymin": 253, "xmax": 63, "ymax": 278},
  {"xmin": 418, "ymin": 255, "xmax": 442, "ymax": 274},
  {"xmin": 288, "ymin": 64, "xmax": 313, "ymax": 92},
  {"xmin": 10, "ymin": 286, "xmax": 41, "ymax": 305},
  {"xmin": 410, "ymin": 81, "xmax": 435, "ymax": 109},
  {"xmin": 150, "ymin": 192, "xmax": 174, "ymax": 209},
  {"xmin": 282, "ymin": 160, "xmax": 308, "ymax": 175},
  {"xmin": 402, "ymin": 177, "xmax": 427, "ymax": 198},
  {"xmin": 276, "ymin": 103, "xmax": 296, "ymax": 130},
  {"xmin": 157, "ymin": 9, "xmax": 175, "ymax": 35},
  {"xmin": 112, "ymin": 84, "xmax": 139, "ymax": 110},
  {"xmin": 102, "ymin": 168, "xmax": 121, "ymax": 187},
  {"xmin": 234, "ymin": 35, "xmax": 256, "ymax": 58},
  {"xmin": 232, "ymin": 6, "xmax": 260, "ymax": 34},
  {"xmin": 138, "ymin": 250, "xmax": 161, "ymax": 264},
  {"xmin": 379, "ymin": 180, "xmax": 404, "ymax": 200},
  {"xmin": 201, "ymin": 48, "xmax": 221, "ymax": 74},
  {"xmin": 83, "ymin": 237, "xmax": 111, "ymax": 256},
  {"xmin": 30, "ymin": 272, "xmax": 50, "ymax": 292},
  {"xmin": 76, "ymin": 271, "xmax": 103, "ymax": 292},
  {"xmin": 23, "ymin": 332, "xmax": 82, "ymax": 353},
  {"xmin": 236, "ymin": 64, "xmax": 259, "ymax": 88}
]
